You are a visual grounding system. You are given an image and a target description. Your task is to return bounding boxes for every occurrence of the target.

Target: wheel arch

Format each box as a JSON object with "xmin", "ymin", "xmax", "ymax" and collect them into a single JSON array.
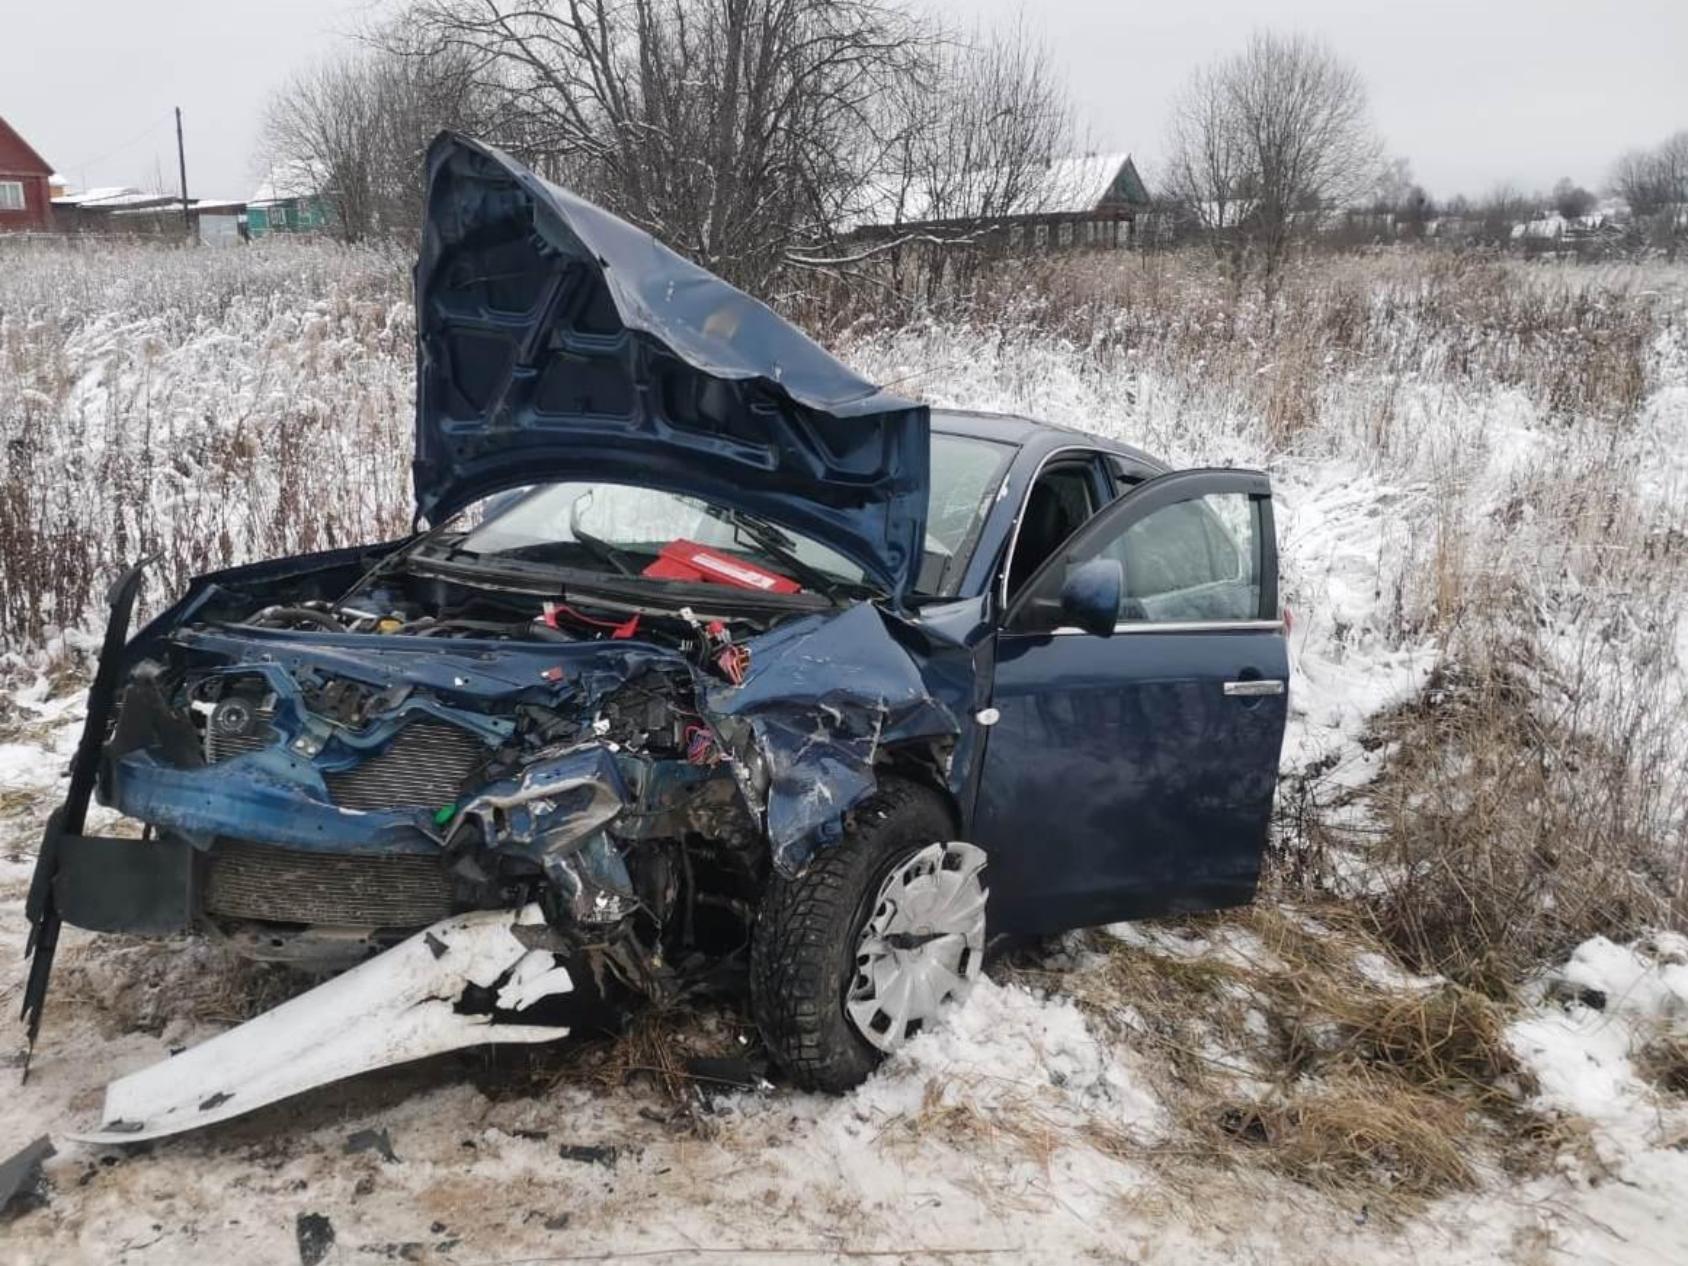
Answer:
[{"xmin": 872, "ymin": 741, "xmax": 963, "ymax": 837}]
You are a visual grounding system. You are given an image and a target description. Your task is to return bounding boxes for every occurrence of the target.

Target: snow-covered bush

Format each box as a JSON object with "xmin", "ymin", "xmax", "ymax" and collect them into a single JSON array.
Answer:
[{"xmin": 0, "ymin": 235, "xmax": 412, "ymax": 650}]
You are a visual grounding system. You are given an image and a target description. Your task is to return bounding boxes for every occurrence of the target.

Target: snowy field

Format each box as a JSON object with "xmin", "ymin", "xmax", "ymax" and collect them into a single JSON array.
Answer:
[{"xmin": 2, "ymin": 239, "xmax": 1687, "ymax": 1263}]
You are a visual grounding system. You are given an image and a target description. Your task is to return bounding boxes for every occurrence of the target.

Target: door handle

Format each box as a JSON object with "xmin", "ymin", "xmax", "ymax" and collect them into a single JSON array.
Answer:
[{"xmin": 1223, "ymin": 679, "xmax": 1284, "ymax": 697}]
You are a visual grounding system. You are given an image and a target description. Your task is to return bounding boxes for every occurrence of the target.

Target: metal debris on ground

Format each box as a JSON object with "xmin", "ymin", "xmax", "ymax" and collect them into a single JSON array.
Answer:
[
  {"xmin": 345, "ymin": 1128, "xmax": 399, "ymax": 1163},
  {"xmin": 0, "ymin": 1136, "xmax": 56, "ymax": 1217},
  {"xmin": 295, "ymin": 1211, "xmax": 335, "ymax": 1266},
  {"xmin": 557, "ymin": 1143, "xmax": 619, "ymax": 1168}
]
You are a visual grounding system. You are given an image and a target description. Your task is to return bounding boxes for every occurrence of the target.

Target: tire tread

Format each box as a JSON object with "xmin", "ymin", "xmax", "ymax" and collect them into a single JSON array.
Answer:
[{"xmin": 750, "ymin": 778, "xmax": 954, "ymax": 1092}]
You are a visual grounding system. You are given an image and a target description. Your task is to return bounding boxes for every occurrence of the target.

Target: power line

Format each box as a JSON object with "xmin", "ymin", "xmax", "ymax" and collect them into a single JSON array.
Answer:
[{"xmin": 60, "ymin": 110, "xmax": 174, "ymax": 180}]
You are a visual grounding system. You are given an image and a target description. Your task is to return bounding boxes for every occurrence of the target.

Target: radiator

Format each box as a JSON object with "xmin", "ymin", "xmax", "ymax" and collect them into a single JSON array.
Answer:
[
  {"xmin": 203, "ymin": 840, "xmax": 456, "ymax": 928},
  {"xmin": 324, "ymin": 720, "xmax": 488, "ymax": 813}
]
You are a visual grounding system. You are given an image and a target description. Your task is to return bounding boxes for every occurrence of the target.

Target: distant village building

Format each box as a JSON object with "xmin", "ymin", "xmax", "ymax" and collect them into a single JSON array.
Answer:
[
  {"xmin": 0, "ymin": 116, "xmax": 56, "ymax": 232},
  {"xmin": 247, "ymin": 161, "xmax": 332, "ymax": 237},
  {"xmin": 850, "ymin": 154, "xmax": 1155, "ymax": 251},
  {"xmin": 49, "ymin": 186, "xmax": 248, "ymax": 244}
]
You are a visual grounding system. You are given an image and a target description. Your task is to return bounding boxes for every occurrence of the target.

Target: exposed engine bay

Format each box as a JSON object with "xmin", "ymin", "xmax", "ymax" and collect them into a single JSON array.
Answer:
[{"xmin": 94, "ymin": 540, "xmax": 962, "ymax": 1013}]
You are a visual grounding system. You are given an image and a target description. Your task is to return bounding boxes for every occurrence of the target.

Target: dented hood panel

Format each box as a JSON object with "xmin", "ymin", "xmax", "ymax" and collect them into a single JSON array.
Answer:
[{"xmin": 415, "ymin": 133, "xmax": 931, "ymax": 598}]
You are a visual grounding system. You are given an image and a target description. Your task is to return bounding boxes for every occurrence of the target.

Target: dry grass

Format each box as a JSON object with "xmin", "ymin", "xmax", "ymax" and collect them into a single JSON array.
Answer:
[
  {"xmin": 1636, "ymin": 1032, "xmax": 1688, "ymax": 1099},
  {"xmin": 1198, "ymin": 1079, "xmax": 1478, "ymax": 1196},
  {"xmin": 1311, "ymin": 624, "xmax": 1688, "ymax": 995},
  {"xmin": 550, "ymin": 1002, "xmax": 762, "ymax": 1122},
  {"xmin": 50, "ymin": 934, "xmax": 308, "ymax": 1037},
  {"xmin": 0, "ymin": 235, "xmax": 413, "ymax": 653},
  {"xmin": 806, "ymin": 248, "xmax": 1671, "ymax": 454},
  {"xmin": 6, "ymin": 239, "xmax": 1678, "ymax": 658},
  {"xmin": 1001, "ymin": 905, "xmax": 1553, "ymax": 1206}
]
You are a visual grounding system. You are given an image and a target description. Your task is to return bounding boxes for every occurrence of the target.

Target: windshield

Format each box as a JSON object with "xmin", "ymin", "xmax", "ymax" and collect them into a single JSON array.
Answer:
[{"xmin": 438, "ymin": 432, "xmax": 1013, "ymax": 598}]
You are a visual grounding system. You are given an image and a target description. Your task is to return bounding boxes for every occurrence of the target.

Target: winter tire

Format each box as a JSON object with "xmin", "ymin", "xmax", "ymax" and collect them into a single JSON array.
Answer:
[{"xmin": 750, "ymin": 779, "xmax": 987, "ymax": 1092}]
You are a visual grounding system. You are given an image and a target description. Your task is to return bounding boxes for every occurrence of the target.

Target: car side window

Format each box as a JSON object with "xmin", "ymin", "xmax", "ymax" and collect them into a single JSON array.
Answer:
[
  {"xmin": 1095, "ymin": 493, "xmax": 1262, "ymax": 622},
  {"xmin": 1005, "ymin": 461, "xmax": 1101, "ymax": 599}
]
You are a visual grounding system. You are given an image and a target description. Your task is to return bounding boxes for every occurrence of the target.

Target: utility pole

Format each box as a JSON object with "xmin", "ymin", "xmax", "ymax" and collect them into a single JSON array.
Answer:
[{"xmin": 175, "ymin": 106, "xmax": 191, "ymax": 237}]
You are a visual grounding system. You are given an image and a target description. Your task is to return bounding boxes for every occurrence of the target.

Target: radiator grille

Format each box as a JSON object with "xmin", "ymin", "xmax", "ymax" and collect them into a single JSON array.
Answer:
[
  {"xmin": 203, "ymin": 840, "xmax": 456, "ymax": 927},
  {"xmin": 324, "ymin": 720, "xmax": 488, "ymax": 812},
  {"xmin": 206, "ymin": 726, "xmax": 272, "ymax": 763}
]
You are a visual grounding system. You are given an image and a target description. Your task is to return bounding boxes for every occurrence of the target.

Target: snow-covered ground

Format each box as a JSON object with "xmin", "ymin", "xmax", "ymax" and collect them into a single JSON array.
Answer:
[{"xmin": 2, "ymin": 243, "xmax": 1686, "ymax": 1262}]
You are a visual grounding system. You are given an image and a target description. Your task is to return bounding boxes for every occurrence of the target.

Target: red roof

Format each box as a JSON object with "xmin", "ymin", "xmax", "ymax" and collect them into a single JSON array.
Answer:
[{"xmin": 0, "ymin": 116, "xmax": 54, "ymax": 177}]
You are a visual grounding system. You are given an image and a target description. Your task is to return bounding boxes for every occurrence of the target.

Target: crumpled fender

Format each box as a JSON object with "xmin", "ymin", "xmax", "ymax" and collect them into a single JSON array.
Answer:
[
  {"xmin": 69, "ymin": 905, "xmax": 572, "ymax": 1144},
  {"xmin": 707, "ymin": 602, "xmax": 961, "ymax": 870}
]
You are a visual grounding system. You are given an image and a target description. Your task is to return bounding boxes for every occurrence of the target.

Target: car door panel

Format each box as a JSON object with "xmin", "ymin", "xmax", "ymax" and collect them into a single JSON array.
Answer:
[
  {"xmin": 973, "ymin": 469, "xmax": 1289, "ymax": 937},
  {"xmin": 979, "ymin": 628, "xmax": 1287, "ymax": 933}
]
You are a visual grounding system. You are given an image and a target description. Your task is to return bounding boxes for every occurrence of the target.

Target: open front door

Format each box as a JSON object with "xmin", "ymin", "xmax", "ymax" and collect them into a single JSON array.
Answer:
[{"xmin": 974, "ymin": 469, "xmax": 1289, "ymax": 935}]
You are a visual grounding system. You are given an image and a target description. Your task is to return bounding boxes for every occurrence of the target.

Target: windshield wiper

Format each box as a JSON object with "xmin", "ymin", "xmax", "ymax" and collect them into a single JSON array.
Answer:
[
  {"xmin": 696, "ymin": 505, "xmax": 855, "ymax": 604},
  {"xmin": 567, "ymin": 492, "xmax": 637, "ymax": 577}
]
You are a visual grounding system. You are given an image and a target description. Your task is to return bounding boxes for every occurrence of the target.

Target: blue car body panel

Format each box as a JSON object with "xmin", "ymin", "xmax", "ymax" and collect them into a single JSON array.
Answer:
[
  {"xmin": 975, "ymin": 628, "xmax": 1289, "ymax": 934},
  {"xmin": 415, "ymin": 134, "xmax": 930, "ymax": 600},
  {"xmin": 103, "ymin": 603, "xmax": 976, "ymax": 874}
]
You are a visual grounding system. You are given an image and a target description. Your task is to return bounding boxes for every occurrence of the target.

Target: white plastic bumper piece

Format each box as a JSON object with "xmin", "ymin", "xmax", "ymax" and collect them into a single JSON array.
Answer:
[{"xmin": 69, "ymin": 905, "xmax": 572, "ymax": 1144}]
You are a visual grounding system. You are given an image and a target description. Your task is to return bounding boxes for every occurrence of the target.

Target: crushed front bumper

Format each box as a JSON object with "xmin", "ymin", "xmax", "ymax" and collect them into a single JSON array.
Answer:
[{"xmin": 68, "ymin": 904, "xmax": 574, "ymax": 1144}]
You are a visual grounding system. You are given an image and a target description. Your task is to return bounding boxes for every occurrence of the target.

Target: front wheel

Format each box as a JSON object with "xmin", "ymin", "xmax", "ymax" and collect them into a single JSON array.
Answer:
[{"xmin": 750, "ymin": 780, "xmax": 988, "ymax": 1092}]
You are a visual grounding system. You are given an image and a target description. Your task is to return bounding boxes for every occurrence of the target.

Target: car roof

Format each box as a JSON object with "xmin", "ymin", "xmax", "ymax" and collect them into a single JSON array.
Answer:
[{"xmin": 930, "ymin": 408, "xmax": 1168, "ymax": 475}]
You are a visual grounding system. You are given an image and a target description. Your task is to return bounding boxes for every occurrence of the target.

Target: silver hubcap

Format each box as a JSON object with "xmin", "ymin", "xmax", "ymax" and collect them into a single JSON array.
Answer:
[{"xmin": 846, "ymin": 840, "xmax": 987, "ymax": 1053}]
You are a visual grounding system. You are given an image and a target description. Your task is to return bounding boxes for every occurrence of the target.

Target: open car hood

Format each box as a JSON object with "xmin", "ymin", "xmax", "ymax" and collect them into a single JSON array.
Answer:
[{"xmin": 414, "ymin": 133, "xmax": 930, "ymax": 598}]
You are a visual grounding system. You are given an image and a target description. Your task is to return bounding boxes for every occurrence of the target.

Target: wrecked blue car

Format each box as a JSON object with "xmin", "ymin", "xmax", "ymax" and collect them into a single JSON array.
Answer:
[{"xmin": 23, "ymin": 134, "xmax": 1288, "ymax": 1139}]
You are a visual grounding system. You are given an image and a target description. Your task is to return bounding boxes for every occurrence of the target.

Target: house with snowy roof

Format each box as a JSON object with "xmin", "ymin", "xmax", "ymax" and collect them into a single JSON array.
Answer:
[
  {"xmin": 847, "ymin": 153, "xmax": 1154, "ymax": 251},
  {"xmin": 248, "ymin": 160, "xmax": 332, "ymax": 236}
]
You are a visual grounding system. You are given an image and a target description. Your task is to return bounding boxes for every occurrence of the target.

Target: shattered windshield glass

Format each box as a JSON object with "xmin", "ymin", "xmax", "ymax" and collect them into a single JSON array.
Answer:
[{"xmin": 439, "ymin": 433, "xmax": 1012, "ymax": 597}]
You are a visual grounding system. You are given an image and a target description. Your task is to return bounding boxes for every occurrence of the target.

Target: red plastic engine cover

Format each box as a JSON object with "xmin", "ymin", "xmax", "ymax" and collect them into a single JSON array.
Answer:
[{"xmin": 641, "ymin": 539, "xmax": 801, "ymax": 594}]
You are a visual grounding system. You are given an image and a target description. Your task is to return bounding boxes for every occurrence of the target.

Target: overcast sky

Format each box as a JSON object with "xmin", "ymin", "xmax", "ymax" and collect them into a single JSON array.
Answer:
[{"xmin": 7, "ymin": 0, "xmax": 1686, "ymax": 201}]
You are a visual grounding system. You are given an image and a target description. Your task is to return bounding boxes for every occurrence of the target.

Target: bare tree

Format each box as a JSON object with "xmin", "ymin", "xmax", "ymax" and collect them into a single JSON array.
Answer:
[
  {"xmin": 1162, "ymin": 58, "xmax": 1253, "ymax": 262},
  {"xmin": 1613, "ymin": 149, "xmax": 1662, "ymax": 217},
  {"xmin": 1370, "ymin": 156, "xmax": 1413, "ymax": 212},
  {"xmin": 831, "ymin": 17, "xmax": 1078, "ymax": 300},
  {"xmin": 1162, "ymin": 31, "xmax": 1381, "ymax": 291},
  {"xmin": 392, "ymin": 0, "xmax": 926, "ymax": 292},
  {"xmin": 1365, "ymin": 155, "xmax": 1431, "ymax": 237},
  {"xmin": 261, "ymin": 56, "xmax": 377, "ymax": 241},
  {"xmin": 1552, "ymin": 177, "xmax": 1596, "ymax": 221},
  {"xmin": 1612, "ymin": 130, "xmax": 1688, "ymax": 224},
  {"xmin": 877, "ymin": 23, "xmax": 1074, "ymax": 229},
  {"xmin": 261, "ymin": 43, "xmax": 491, "ymax": 242},
  {"xmin": 1665, "ymin": 131, "xmax": 1688, "ymax": 201},
  {"xmin": 1472, "ymin": 184, "xmax": 1530, "ymax": 245}
]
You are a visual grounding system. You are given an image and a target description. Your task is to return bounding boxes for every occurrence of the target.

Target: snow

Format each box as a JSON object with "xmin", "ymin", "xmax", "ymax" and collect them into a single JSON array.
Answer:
[
  {"xmin": 1502, "ymin": 936, "xmax": 1688, "ymax": 1264},
  {"xmin": 1511, "ymin": 935, "xmax": 1688, "ymax": 1132},
  {"xmin": 1, "ymin": 246, "xmax": 1687, "ymax": 1261},
  {"xmin": 249, "ymin": 159, "xmax": 328, "ymax": 206},
  {"xmin": 49, "ymin": 186, "xmax": 144, "ymax": 206}
]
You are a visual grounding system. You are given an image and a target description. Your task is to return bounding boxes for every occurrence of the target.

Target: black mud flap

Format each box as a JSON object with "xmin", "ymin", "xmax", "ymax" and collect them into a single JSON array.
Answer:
[
  {"xmin": 51, "ymin": 833, "xmax": 195, "ymax": 934},
  {"xmin": 20, "ymin": 561, "xmax": 150, "ymax": 1080}
]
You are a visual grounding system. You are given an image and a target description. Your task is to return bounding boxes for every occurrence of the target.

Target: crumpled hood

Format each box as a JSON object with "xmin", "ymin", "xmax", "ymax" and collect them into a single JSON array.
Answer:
[{"xmin": 414, "ymin": 133, "xmax": 931, "ymax": 598}]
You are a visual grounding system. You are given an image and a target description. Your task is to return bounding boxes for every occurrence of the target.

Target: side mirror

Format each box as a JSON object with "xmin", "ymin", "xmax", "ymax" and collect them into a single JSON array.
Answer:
[{"xmin": 1058, "ymin": 558, "xmax": 1123, "ymax": 637}]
